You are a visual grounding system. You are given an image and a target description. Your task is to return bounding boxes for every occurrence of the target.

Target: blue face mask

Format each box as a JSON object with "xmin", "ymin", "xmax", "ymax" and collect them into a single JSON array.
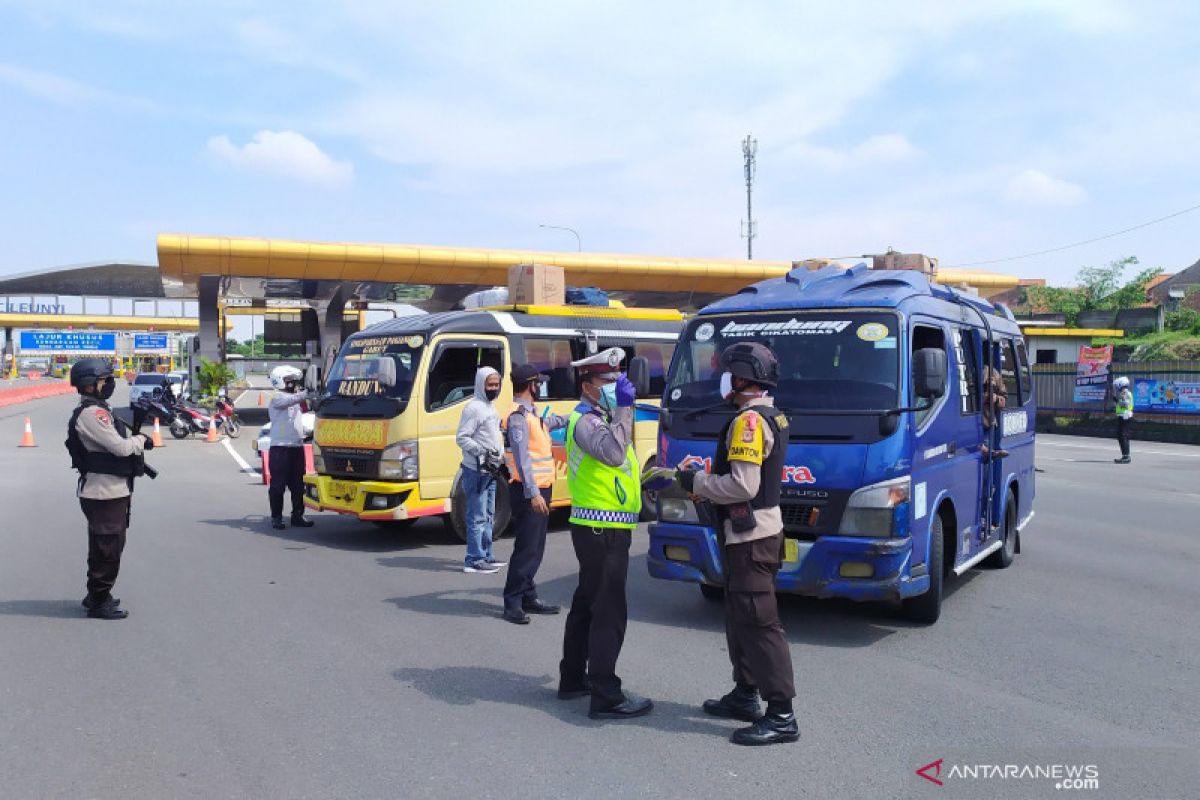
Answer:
[{"xmin": 597, "ymin": 383, "xmax": 618, "ymax": 411}]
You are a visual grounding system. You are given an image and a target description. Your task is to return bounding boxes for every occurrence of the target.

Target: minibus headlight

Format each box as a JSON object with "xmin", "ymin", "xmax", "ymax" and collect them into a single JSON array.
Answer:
[
  {"xmin": 838, "ymin": 476, "xmax": 911, "ymax": 538},
  {"xmin": 658, "ymin": 497, "xmax": 700, "ymax": 524},
  {"xmin": 379, "ymin": 440, "xmax": 419, "ymax": 480},
  {"xmin": 311, "ymin": 442, "xmax": 323, "ymax": 473}
]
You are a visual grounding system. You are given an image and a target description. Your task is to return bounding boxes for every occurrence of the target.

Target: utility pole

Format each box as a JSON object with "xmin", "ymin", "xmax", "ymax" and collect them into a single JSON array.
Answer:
[{"xmin": 741, "ymin": 134, "xmax": 757, "ymax": 260}]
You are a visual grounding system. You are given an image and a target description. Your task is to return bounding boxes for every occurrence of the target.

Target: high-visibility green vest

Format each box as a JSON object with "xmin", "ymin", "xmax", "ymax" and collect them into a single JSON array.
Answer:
[
  {"xmin": 1115, "ymin": 389, "xmax": 1133, "ymax": 416},
  {"xmin": 566, "ymin": 410, "xmax": 641, "ymax": 529}
]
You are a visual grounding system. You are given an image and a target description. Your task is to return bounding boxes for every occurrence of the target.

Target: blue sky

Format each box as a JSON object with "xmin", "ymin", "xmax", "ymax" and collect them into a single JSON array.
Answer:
[{"xmin": 1, "ymin": 0, "xmax": 1198, "ymax": 288}]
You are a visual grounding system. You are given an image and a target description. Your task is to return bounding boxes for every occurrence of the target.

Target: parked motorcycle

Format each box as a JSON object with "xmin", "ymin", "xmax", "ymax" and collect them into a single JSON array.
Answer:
[{"xmin": 213, "ymin": 394, "xmax": 242, "ymax": 438}]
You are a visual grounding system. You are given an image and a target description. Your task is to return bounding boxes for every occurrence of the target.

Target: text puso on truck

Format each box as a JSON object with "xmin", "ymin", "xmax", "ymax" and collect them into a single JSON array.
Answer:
[
  {"xmin": 303, "ymin": 304, "xmax": 681, "ymax": 540},
  {"xmin": 647, "ymin": 255, "xmax": 1036, "ymax": 624}
]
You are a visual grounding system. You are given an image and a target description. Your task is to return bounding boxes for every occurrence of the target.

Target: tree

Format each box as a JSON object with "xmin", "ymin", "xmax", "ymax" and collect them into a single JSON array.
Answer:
[
  {"xmin": 1026, "ymin": 256, "xmax": 1162, "ymax": 326},
  {"xmin": 196, "ymin": 358, "xmax": 237, "ymax": 402}
]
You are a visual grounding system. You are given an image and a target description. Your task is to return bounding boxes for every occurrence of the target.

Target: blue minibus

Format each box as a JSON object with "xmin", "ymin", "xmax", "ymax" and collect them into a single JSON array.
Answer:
[{"xmin": 647, "ymin": 258, "xmax": 1036, "ymax": 623}]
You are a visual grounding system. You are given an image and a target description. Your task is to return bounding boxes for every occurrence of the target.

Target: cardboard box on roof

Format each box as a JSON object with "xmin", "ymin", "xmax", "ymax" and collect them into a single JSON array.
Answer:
[{"xmin": 508, "ymin": 264, "xmax": 565, "ymax": 306}]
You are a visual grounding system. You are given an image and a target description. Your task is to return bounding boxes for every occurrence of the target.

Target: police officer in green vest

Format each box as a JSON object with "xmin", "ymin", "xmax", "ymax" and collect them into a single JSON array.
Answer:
[
  {"xmin": 557, "ymin": 346, "xmax": 653, "ymax": 720},
  {"xmin": 1113, "ymin": 375, "xmax": 1133, "ymax": 464}
]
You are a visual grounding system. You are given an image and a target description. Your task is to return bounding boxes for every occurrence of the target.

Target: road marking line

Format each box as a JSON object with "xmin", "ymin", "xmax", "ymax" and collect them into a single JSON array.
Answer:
[
  {"xmin": 1039, "ymin": 439, "xmax": 1200, "ymax": 458},
  {"xmin": 221, "ymin": 437, "xmax": 260, "ymax": 475}
]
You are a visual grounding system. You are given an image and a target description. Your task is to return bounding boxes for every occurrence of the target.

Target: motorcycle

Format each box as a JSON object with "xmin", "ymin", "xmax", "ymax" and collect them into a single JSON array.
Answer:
[{"xmin": 213, "ymin": 394, "xmax": 242, "ymax": 438}]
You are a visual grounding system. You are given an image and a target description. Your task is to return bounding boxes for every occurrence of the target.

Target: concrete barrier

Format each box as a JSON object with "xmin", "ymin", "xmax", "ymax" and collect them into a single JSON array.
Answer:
[{"xmin": 0, "ymin": 381, "xmax": 75, "ymax": 408}]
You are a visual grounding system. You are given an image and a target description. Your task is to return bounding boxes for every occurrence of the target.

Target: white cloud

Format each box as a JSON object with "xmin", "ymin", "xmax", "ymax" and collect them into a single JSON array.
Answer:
[
  {"xmin": 779, "ymin": 133, "xmax": 922, "ymax": 170},
  {"xmin": 1005, "ymin": 169, "xmax": 1087, "ymax": 206},
  {"xmin": 0, "ymin": 62, "xmax": 152, "ymax": 109},
  {"xmin": 206, "ymin": 130, "xmax": 353, "ymax": 186}
]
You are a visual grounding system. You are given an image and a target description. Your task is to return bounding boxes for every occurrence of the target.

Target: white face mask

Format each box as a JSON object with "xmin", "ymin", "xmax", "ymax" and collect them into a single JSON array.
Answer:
[{"xmin": 718, "ymin": 371, "xmax": 734, "ymax": 400}]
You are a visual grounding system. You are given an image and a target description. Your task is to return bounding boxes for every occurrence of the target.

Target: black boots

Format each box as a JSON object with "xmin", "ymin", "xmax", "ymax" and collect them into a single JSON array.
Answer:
[
  {"xmin": 1114, "ymin": 456, "xmax": 1131, "ymax": 464},
  {"xmin": 702, "ymin": 684, "xmax": 762, "ymax": 723},
  {"xmin": 85, "ymin": 596, "xmax": 128, "ymax": 620},
  {"xmin": 271, "ymin": 518, "xmax": 286, "ymax": 530},
  {"xmin": 290, "ymin": 513, "xmax": 314, "ymax": 528},
  {"xmin": 730, "ymin": 701, "xmax": 800, "ymax": 746}
]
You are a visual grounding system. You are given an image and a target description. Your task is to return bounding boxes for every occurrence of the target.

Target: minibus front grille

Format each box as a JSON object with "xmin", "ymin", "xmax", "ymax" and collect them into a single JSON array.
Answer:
[{"xmin": 322, "ymin": 447, "xmax": 381, "ymax": 479}]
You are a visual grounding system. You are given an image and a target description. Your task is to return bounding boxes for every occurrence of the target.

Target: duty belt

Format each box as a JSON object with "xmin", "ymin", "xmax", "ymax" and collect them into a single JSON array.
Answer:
[{"xmin": 570, "ymin": 507, "xmax": 639, "ymax": 526}]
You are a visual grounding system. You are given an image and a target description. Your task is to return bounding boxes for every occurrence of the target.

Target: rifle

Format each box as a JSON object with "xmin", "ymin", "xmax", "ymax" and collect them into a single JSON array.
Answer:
[{"xmin": 129, "ymin": 402, "xmax": 159, "ymax": 480}]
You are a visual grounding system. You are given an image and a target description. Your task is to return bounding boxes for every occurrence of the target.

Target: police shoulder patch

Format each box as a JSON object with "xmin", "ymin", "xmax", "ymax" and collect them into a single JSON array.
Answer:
[
  {"xmin": 94, "ymin": 409, "xmax": 111, "ymax": 426},
  {"xmin": 728, "ymin": 412, "xmax": 764, "ymax": 464}
]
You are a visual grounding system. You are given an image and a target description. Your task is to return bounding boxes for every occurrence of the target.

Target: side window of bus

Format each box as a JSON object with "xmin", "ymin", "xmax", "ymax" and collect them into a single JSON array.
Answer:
[
  {"xmin": 426, "ymin": 343, "xmax": 505, "ymax": 411},
  {"xmin": 911, "ymin": 324, "xmax": 947, "ymax": 426},
  {"xmin": 1015, "ymin": 341, "xmax": 1034, "ymax": 405},
  {"xmin": 523, "ymin": 338, "xmax": 578, "ymax": 399},
  {"xmin": 999, "ymin": 339, "xmax": 1020, "ymax": 405},
  {"xmin": 953, "ymin": 329, "xmax": 980, "ymax": 415}
]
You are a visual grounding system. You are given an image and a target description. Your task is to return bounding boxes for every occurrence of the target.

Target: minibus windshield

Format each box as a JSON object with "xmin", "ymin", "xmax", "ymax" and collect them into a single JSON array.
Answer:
[
  {"xmin": 326, "ymin": 333, "xmax": 423, "ymax": 403},
  {"xmin": 666, "ymin": 312, "xmax": 901, "ymax": 413}
]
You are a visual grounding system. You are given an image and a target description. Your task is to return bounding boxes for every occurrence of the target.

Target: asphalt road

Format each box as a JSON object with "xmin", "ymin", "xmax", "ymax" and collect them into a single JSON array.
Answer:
[{"xmin": 1, "ymin": 389, "xmax": 1197, "ymax": 799}]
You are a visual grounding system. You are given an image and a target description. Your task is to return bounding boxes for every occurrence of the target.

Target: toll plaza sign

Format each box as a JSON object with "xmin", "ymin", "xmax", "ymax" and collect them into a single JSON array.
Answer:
[
  {"xmin": 19, "ymin": 330, "xmax": 117, "ymax": 353},
  {"xmin": 134, "ymin": 334, "xmax": 169, "ymax": 351}
]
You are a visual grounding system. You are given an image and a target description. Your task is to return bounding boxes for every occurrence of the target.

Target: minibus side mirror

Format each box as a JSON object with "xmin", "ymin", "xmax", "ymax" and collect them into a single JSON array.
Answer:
[
  {"xmin": 912, "ymin": 348, "xmax": 947, "ymax": 399},
  {"xmin": 376, "ymin": 357, "xmax": 397, "ymax": 390},
  {"xmin": 627, "ymin": 356, "xmax": 651, "ymax": 398},
  {"xmin": 304, "ymin": 364, "xmax": 320, "ymax": 393}
]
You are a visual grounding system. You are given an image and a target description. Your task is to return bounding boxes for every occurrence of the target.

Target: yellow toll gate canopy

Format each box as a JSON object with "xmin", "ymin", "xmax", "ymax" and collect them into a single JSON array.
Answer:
[
  {"xmin": 0, "ymin": 312, "xmax": 198, "ymax": 332},
  {"xmin": 157, "ymin": 234, "xmax": 1019, "ymax": 299}
]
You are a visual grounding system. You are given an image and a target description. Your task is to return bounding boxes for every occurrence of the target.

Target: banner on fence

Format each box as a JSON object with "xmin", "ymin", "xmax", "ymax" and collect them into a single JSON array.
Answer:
[
  {"xmin": 1134, "ymin": 379, "xmax": 1200, "ymax": 414},
  {"xmin": 1072, "ymin": 345, "xmax": 1113, "ymax": 403}
]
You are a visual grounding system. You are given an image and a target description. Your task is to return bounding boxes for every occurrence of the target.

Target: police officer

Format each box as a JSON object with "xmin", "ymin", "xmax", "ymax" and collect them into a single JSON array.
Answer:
[
  {"xmin": 267, "ymin": 365, "xmax": 315, "ymax": 530},
  {"xmin": 66, "ymin": 358, "xmax": 154, "ymax": 620},
  {"xmin": 1113, "ymin": 375, "xmax": 1133, "ymax": 464},
  {"xmin": 500, "ymin": 364, "xmax": 569, "ymax": 624},
  {"xmin": 558, "ymin": 347, "xmax": 653, "ymax": 720},
  {"xmin": 676, "ymin": 342, "xmax": 799, "ymax": 746}
]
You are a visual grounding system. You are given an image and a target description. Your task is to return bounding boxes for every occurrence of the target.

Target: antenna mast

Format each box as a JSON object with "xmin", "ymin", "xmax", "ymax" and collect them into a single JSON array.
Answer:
[{"xmin": 741, "ymin": 134, "xmax": 757, "ymax": 260}]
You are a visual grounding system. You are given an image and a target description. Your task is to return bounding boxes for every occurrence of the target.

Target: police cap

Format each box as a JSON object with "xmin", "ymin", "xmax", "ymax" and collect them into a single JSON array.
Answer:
[{"xmin": 571, "ymin": 347, "xmax": 625, "ymax": 379}]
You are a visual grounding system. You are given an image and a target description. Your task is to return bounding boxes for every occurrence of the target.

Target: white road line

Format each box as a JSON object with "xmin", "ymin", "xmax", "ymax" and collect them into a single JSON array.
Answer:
[
  {"xmin": 221, "ymin": 437, "xmax": 260, "ymax": 475},
  {"xmin": 1039, "ymin": 439, "xmax": 1200, "ymax": 458}
]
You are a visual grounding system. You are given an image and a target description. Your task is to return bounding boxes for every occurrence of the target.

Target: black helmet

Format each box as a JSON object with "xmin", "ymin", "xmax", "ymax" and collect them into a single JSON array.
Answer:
[
  {"xmin": 70, "ymin": 358, "xmax": 114, "ymax": 388},
  {"xmin": 720, "ymin": 342, "xmax": 779, "ymax": 388}
]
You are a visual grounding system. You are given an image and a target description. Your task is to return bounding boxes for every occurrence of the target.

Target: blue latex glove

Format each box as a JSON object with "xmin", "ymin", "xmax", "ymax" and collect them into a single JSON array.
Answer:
[{"xmin": 615, "ymin": 374, "xmax": 636, "ymax": 407}]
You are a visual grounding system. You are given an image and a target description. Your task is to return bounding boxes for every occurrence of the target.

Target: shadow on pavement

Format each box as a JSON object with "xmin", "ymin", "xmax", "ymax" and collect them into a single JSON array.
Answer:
[
  {"xmin": 392, "ymin": 665, "xmax": 734, "ymax": 737},
  {"xmin": 377, "ymin": 555, "xmax": 469, "ymax": 573},
  {"xmin": 199, "ymin": 515, "xmax": 453, "ymax": 553},
  {"xmin": 0, "ymin": 600, "xmax": 84, "ymax": 619},
  {"xmin": 385, "ymin": 587, "xmax": 502, "ymax": 619}
]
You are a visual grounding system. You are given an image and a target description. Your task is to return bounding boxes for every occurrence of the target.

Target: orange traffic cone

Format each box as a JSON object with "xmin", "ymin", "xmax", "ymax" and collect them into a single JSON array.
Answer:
[
  {"xmin": 206, "ymin": 416, "xmax": 219, "ymax": 443},
  {"xmin": 258, "ymin": 391, "xmax": 266, "ymax": 407},
  {"xmin": 152, "ymin": 418, "xmax": 164, "ymax": 448},
  {"xmin": 18, "ymin": 416, "xmax": 36, "ymax": 447}
]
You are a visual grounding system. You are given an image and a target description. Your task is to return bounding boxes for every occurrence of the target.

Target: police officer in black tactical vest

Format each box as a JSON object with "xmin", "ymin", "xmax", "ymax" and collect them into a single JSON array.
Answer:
[
  {"xmin": 66, "ymin": 358, "xmax": 155, "ymax": 620},
  {"xmin": 675, "ymin": 342, "xmax": 799, "ymax": 746}
]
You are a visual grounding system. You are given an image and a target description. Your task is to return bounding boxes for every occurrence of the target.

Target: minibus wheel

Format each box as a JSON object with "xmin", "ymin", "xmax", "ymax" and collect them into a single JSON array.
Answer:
[
  {"xmin": 984, "ymin": 489, "xmax": 1017, "ymax": 569},
  {"xmin": 448, "ymin": 473, "xmax": 513, "ymax": 543},
  {"xmin": 902, "ymin": 513, "xmax": 944, "ymax": 624}
]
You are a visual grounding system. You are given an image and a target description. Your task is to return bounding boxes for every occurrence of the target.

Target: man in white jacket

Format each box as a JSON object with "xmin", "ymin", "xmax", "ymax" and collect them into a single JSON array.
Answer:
[
  {"xmin": 268, "ymin": 365, "xmax": 314, "ymax": 530},
  {"xmin": 455, "ymin": 366, "xmax": 507, "ymax": 573}
]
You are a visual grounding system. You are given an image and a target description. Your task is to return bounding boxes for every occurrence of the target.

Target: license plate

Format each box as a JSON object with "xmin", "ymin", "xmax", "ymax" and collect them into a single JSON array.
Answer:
[
  {"xmin": 783, "ymin": 538, "xmax": 799, "ymax": 562},
  {"xmin": 328, "ymin": 480, "xmax": 358, "ymax": 502}
]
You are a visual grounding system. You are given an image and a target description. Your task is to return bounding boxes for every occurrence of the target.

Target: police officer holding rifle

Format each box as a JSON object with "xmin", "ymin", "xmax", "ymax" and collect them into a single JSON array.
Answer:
[
  {"xmin": 66, "ymin": 358, "xmax": 157, "ymax": 620},
  {"xmin": 674, "ymin": 342, "xmax": 799, "ymax": 745}
]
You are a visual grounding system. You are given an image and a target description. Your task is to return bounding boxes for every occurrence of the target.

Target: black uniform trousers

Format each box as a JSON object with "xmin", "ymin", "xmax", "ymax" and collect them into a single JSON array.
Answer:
[
  {"xmin": 723, "ymin": 533, "xmax": 796, "ymax": 703},
  {"xmin": 268, "ymin": 445, "xmax": 307, "ymax": 519},
  {"xmin": 503, "ymin": 483, "xmax": 553, "ymax": 613},
  {"xmin": 80, "ymin": 496, "xmax": 130, "ymax": 599},
  {"xmin": 1117, "ymin": 416, "xmax": 1131, "ymax": 457},
  {"xmin": 560, "ymin": 524, "xmax": 631, "ymax": 710}
]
